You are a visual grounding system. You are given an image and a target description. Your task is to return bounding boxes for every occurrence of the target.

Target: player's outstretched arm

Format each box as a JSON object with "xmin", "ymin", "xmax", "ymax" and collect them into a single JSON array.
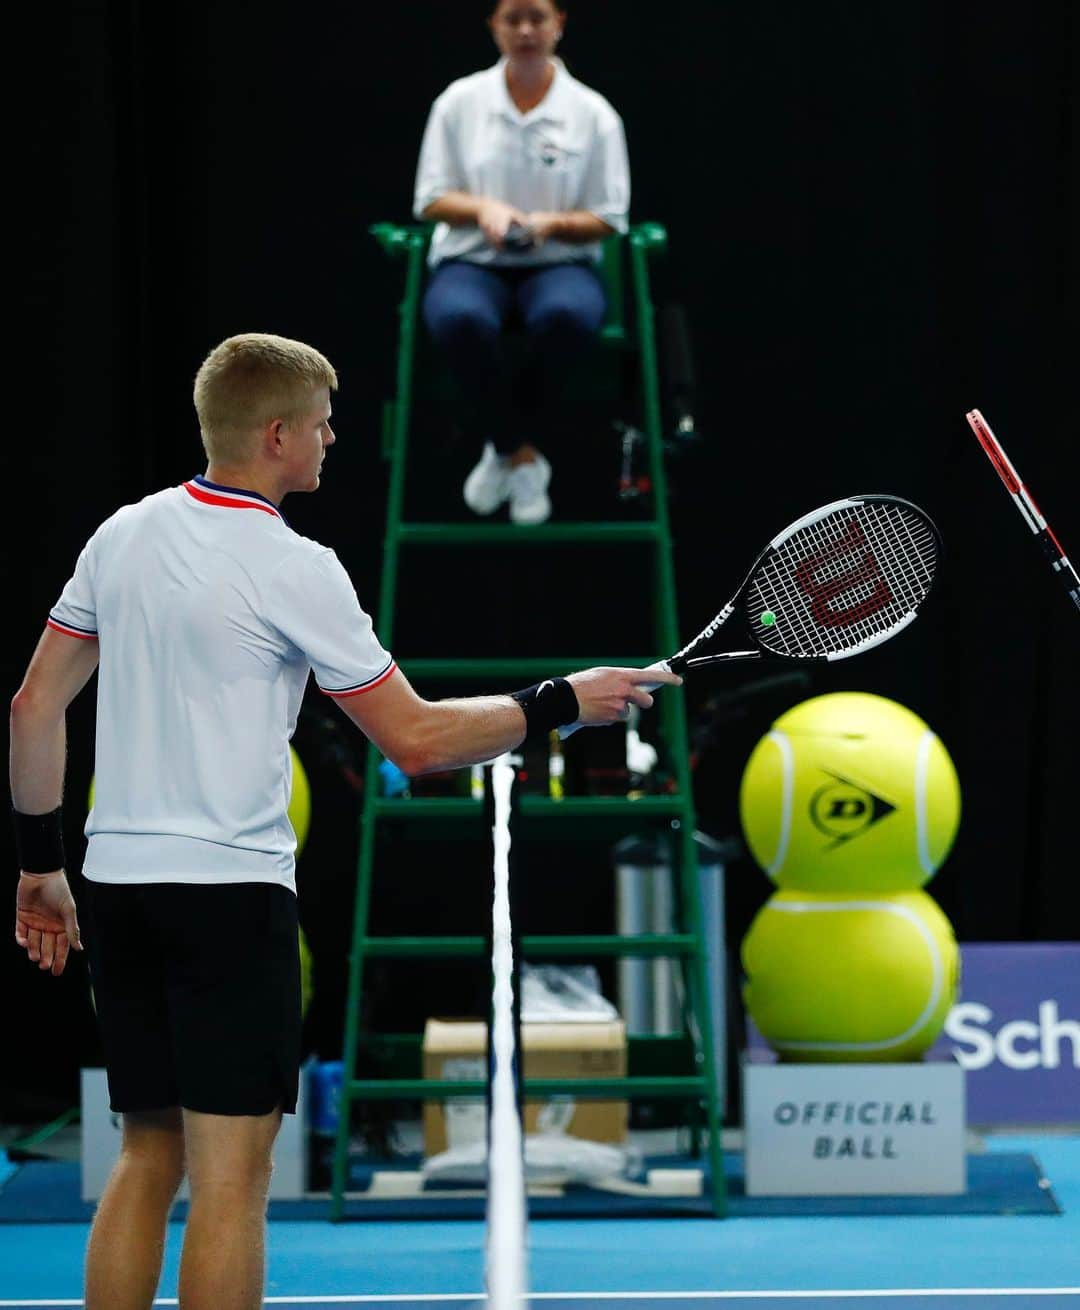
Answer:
[{"xmin": 330, "ymin": 665, "xmax": 681, "ymax": 777}]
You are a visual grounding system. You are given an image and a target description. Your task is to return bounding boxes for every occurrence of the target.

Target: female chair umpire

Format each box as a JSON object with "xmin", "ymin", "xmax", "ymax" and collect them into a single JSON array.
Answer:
[{"xmin": 414, "ymin": 0, "xmax": 630, "ymax": 524}]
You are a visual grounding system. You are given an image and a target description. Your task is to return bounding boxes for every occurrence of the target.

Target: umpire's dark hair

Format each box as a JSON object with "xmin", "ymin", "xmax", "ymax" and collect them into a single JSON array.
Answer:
[{"xmin": 487, "ymin": 0, "xmax": 567, "ymax": 12}]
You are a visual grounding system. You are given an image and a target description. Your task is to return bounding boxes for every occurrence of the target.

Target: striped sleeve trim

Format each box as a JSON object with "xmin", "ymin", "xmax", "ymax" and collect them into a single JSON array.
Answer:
[
  {"xmin": 319, "ymin": 659, "xmax": 397, "ymax": 699},
  {"xmin": 47, "ymin": 617, "xmax": 99, "ymax": 641}
]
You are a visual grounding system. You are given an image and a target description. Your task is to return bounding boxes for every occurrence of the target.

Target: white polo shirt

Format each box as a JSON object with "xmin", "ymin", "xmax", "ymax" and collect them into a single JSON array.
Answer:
[
  {"xmin": 413, "ymin": 56, "xmax": 630, "ymax": 268},
  {"xmin": 48, "ymin": 476, "xmax": 394, "ymax": 893}
]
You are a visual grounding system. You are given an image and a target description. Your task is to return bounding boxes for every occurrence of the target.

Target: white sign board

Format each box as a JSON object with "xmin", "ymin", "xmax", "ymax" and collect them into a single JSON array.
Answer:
[
  {"xmin": 80, "ymin": 1067, "xmax": 308, "ymax": 1202},
  {"xmin": 743, "ymin": 1056, "xmax": 965, "ymax": 1196}
]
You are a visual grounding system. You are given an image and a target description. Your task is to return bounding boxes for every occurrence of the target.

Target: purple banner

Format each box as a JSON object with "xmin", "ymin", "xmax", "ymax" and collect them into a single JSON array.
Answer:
[
  {"xmin": 744, "ymin": 943, "xmax": 1079, "ymax": 1125},
  {"xmin": 929, "ymin": 942, "xmax": 1079, "ymax": 1125}
]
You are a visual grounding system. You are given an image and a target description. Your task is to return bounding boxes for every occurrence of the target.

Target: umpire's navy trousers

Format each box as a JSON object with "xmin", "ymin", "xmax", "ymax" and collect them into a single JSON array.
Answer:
[{"xmin": 421, "ymin": 258, "xmax": 606, "ymax": 452}]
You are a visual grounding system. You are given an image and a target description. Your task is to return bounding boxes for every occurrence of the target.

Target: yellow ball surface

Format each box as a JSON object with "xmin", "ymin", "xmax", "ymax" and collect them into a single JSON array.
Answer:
[
  {"xmin": 739, "ymin": 691, "xmax": 960, "ymax": 892},
  {"xmin": 741, "ymin": 887, "xmax": 959, "ymax": 1062},
  {"xmin": 288, "ymin": 745, "xmax": 311, "ymax": 856},
  {"xmin": 299, "ymin": 923, "xmax": 314, "ymax": 1017}
]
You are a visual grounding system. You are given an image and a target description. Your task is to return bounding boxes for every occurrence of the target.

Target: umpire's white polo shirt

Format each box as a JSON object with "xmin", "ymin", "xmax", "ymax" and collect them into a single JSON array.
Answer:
[
  {"xmin": 413, "ymin": 56, "xmax": 630, "ymax": 268},
  {"xmin": 49, "ymin": 476, "xmax": 394, "ymax": 893}
]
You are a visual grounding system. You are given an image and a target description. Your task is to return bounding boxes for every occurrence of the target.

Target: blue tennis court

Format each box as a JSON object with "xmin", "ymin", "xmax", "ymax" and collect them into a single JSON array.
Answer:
[{"xmin": 1, "ymin": 1133, "xmax": 1076, "ymax": 1309}]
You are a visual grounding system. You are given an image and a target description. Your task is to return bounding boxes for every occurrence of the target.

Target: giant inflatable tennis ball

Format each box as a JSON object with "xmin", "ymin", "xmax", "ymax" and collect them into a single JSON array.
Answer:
[
  {"xmin": 288, "ymin": 745, "xmax": 311, "ymax": 856},
  {"xmin": 739, "ymin": 691, "xmax": 960, "ymax": 892},
  {"xmin": 287, "ymin": 747, "xmax": 314, "ymax": 1015},
  {"xmin": 742, "ymin": 888, "xmax": 959, "ymax": 1062},
  {"xmin": 299, "ymin": 923, "xmax": 314, "ymax": 1017}
]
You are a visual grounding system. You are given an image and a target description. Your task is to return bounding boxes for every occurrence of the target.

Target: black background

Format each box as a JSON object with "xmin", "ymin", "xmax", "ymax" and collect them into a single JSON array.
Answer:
[{"xmin": 6, "ymin": 1, "xmax": 1078, "ymax": 1121}]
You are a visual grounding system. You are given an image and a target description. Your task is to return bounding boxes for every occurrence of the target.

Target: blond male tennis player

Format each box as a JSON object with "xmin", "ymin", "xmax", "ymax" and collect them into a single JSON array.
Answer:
[{"xmin": 9, "ymin": 331, "xmax": 678, "ymax": 1310}]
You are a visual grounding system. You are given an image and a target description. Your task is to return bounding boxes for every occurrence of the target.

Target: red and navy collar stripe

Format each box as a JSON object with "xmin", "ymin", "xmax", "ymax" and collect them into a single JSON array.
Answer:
[{"xmin": 183, "ymin": 475, "xmax": 290, "ymax": 525}]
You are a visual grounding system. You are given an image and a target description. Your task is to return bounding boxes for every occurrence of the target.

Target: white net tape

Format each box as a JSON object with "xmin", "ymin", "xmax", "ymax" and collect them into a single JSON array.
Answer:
[{"xmin": 485, "ymin": 754, "xmax": 528, "ymax": 1308}]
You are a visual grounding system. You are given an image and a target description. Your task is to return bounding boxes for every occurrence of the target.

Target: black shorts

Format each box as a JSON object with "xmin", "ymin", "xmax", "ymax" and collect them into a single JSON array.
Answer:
[{"xmin": 83, "ymin": 880, "xmax": 301, "ymax": 1116}]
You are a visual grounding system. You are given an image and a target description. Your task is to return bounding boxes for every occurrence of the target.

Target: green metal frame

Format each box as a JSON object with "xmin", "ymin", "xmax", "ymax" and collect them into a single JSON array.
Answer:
[{"xmin": 331, "ymin": 222, "xmax": 726, "ymax": 1219}]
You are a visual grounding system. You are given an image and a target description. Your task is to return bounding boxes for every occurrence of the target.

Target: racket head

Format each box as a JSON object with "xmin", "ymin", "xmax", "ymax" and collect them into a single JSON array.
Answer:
[
  {"xmin": 966, "ymin": 409, "xmax": 1022, "ymax": 494},
  {"xmin": 736, "ymin": 494, "xmax": 942, "ymax": 662}
]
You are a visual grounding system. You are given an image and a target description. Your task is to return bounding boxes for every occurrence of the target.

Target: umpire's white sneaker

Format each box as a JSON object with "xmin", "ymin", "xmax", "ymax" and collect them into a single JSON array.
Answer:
[
  {"xmin": 463, "ymin": 442, "xmax": 510, "ymax": 515},
  {"xmin": 508, "ymin": 451, "xmax": 552, "ymax": 525}
]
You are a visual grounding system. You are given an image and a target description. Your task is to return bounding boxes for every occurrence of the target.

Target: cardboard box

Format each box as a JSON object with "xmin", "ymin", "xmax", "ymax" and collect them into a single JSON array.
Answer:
[{"xmin": 422, "ymin": 1017, "xmax": 628, "ymax": 1157}]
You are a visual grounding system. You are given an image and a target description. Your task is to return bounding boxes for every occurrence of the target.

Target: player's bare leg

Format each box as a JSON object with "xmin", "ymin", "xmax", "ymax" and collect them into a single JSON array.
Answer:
[
  {"xmin": 177, "ymin": 1106, "xmax": 282, "ymax": 1310},
  {"xmin": 85, "ymin": 1107, "xmax": 185, "ymax": 1310}
]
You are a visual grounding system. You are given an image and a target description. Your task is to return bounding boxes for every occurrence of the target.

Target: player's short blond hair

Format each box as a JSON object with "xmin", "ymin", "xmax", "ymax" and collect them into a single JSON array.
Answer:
[{"xmin": 193, "ymin": 333, "xmax": 338, "ymax": 462}]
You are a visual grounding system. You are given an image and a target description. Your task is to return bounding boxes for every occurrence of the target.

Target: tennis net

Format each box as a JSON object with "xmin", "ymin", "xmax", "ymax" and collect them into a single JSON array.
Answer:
[{"xmin": 485, "ymin": 753, "xmax": 529, "ymax": 1307}]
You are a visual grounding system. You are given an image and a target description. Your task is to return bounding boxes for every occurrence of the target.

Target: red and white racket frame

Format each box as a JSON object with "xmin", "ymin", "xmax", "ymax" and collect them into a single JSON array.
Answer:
[{"xmin": 965, "ymin": 408, "xmax": 1080, "ymax": 612}]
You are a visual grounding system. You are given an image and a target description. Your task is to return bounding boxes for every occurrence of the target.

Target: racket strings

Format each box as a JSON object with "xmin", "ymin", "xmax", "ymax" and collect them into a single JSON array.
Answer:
[{"xmin": 750, "ymin": 502, "xmax": 938, "ymax": 658}]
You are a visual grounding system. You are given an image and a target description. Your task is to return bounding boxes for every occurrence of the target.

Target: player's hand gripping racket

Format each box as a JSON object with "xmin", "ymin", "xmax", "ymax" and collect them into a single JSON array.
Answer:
[
  {"xmin": 965, "ymin": 408, "xmax": 1079, "ymax": 612},
  {"xmin": 561, "ymin": 493, "xmax": 942, "ymax": 738}
]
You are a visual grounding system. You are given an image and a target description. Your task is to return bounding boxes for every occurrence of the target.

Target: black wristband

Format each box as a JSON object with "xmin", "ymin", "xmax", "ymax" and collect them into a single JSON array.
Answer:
[
  {"xmin": 12, "ymin": 806, "xmax": 66, "ymax": 874},
  {"xmin": 509, "ymin": 677, "xmax": 579, "ymax": 742}
]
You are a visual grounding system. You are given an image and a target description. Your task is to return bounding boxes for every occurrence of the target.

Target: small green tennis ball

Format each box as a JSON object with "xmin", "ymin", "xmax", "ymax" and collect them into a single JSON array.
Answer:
[
  {"xmin": 760, "ymin": 610, "xmax": 776, "ymax": 626},
  {"xmin": 741, "ymin": 888, "xmax": 959, "ymax": 1062}
]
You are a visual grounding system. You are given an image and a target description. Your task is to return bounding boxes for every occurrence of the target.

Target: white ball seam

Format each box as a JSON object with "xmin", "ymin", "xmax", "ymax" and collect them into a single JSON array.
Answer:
[{"xmin": 765, "ymin": 730, "xmax": 794, "ymax": 877}]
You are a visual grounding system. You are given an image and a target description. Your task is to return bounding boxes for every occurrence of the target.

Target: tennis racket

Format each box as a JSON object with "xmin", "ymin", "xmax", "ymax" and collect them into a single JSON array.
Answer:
[
  {"xmin": 965, "ymin": 408, "xmax": 1080, "ymax": 612},
  {"xmin": 560, "ymin": 493, "xmax": 941, "ymax": 739}
]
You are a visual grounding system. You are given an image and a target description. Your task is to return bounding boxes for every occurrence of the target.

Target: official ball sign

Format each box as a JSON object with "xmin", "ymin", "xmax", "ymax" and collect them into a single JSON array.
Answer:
[{"xmin": 743, "ymin": 1056, "xmax": 965, "ymax": 1195}]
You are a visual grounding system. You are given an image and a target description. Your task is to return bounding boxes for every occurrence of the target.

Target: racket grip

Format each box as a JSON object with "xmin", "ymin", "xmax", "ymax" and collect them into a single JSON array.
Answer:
[{"xmin": 557, "ymin": 661, "xmax": 673, "ymax": 741}]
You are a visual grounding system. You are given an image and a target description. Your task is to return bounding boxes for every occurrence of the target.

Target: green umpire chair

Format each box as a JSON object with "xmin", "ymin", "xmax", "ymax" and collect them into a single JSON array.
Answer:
[
  {"xmin": 330, "ymin": 219, "xmax": 728, "ymax": 1219},
  {"xmin": 367, "ymin": 219, "xmax": 668, "ymax": 474}
]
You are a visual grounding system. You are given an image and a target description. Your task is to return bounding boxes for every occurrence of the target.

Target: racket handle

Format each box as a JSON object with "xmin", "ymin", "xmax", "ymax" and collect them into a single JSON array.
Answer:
[{"xmin": 557, "ymin": 661, "xmax": 673, "ymax": 740}]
